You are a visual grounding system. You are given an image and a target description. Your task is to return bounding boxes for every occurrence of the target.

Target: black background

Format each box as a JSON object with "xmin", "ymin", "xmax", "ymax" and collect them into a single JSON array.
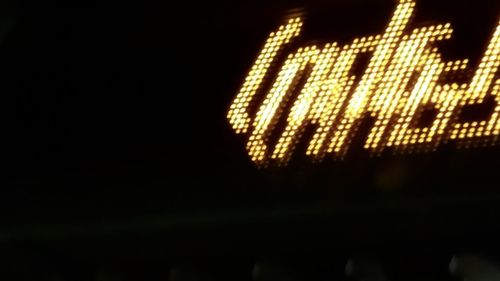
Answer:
[{"xmin": 0, "ymin": 0, "xmax": 500, "ymax": 262}]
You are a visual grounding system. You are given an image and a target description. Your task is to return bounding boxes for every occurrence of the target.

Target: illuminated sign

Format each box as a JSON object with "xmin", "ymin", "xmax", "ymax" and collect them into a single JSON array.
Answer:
[{"xmin": 227, "ymin": 0, "xmax": 500, "ymax": 166}]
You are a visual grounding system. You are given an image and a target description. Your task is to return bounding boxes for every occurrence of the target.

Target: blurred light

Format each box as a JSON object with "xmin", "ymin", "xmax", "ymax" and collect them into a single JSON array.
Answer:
[{"xmin": 228, "ymin": 0, "xmax": 500, "ymax": 166}]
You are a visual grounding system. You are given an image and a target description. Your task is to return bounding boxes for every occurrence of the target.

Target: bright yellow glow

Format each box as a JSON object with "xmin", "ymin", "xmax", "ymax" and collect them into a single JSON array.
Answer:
[
  {"xmin": 329, "ymin": 0, "xmax": 416, "ymax": 157},
  {"xmin": 227, "ymin": 18, "xmax": 303, "ymax": 134},
  {"xmin": 271, "ymin": 43, "xmax": 340, "ymax": 164},
  {"xmin": 450, "ymin": 23, "xmax": 500, "ymax": 145},
  {"xmin": 227, "ymin": 0, "xmax": 500, "ymax": 166},
  {"xmin": 247, "ymin": 47, "xmax": 320, "ymax": 164}
]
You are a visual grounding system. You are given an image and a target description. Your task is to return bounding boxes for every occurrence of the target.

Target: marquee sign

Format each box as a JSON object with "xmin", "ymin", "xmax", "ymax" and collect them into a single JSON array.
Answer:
[{"xmin": 227, "ymin": 0, "xmax": 500, "ymax": 166}]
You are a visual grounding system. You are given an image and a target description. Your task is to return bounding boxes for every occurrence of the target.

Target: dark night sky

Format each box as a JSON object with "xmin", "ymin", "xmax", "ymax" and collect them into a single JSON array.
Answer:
[{"xmin": 0, "ymin": 0, "xmax": 499, "ymax": 239}]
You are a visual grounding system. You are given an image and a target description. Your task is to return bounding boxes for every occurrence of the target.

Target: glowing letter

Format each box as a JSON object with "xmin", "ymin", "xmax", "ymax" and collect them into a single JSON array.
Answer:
[{"xmin": 227, "ymin": 18, "xmax": 303, "ymax": 134}]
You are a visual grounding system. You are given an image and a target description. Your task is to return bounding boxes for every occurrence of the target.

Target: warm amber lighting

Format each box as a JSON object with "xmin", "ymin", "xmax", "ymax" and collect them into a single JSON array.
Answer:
[
  {"xmin": 227, "ymin": 0, "xmax": 500, "ymax": 166},
  {"xmin": 228, "ymin": 17, "xmax": 303, "ymax": 135}
]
